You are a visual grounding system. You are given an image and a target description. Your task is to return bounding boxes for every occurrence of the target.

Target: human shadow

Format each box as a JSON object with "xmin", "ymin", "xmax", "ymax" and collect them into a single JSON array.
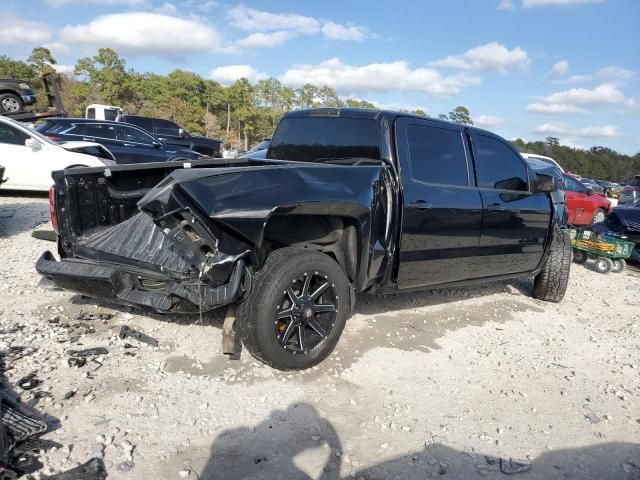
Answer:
[{"xmin": 197, "ymin": 402, "xmax": 640, "ymax": 480}]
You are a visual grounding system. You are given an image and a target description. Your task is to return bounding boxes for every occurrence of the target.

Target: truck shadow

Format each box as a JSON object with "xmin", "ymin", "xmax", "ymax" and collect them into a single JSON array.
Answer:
[{"xmin": 193, "ymin": 402, "xmax": 640, "ymax": 480}]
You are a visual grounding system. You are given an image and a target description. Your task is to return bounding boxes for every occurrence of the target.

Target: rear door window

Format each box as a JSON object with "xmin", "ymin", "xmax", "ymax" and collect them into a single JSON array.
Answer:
[
  {"xmin": 474, "ymin": 135, "xmax": 529, "ymax": 191},
  {"xmin": 406, "ymin": 123, "xmax": 469, "ymax": 186},
  {"xmin": 563, "ymin": 176, "xmax": 587, "ymax": 193},
  {"xmin": 154, "ymin": 119, "xmax": 180, "ymax": 136},
  {"xmin": 268, "ymin": 116, "xmax": 380, "ymax": 162},
  {"xmin": 126, "ymin": 116, "xmax": 153, "ymax": 132},
  {"xmin": 81, "ymin": 123, "xmax": 116, "ymax": 139}
]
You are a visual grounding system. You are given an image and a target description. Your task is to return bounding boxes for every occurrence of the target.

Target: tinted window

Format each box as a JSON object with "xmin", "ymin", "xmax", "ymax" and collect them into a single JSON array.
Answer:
[
  {"xmin": 475, "ymin": 135, "xmax": 529, "ymax": 191},
  {"xmin": 116, "ymin": 125, "xmax": 155, "ymax": 145},
  {"xmin": 87, "ymin": 108, "xmax": 95, "ymax": 119},
  {"xmin": 0, "ymin": 123, "xmax": 29, "ymax": 146},
  {"xmin": 82, "ymin": 123, "xmax": 116, "ymax": 139},
  {"xmin": 563, "ymin": 176, "xmax": 587, "ymax": 193},
  {"xmin": 154, "ymin": 119, "xmax": 180, "ymax": 136},
  {"xmin": 406, "ymin": 123, "xmax": 468, "ymax": 186},
  {"xmin": 268, "ymin": 117, "xmax": 380, "ymax": 162},
  {"xmin": 125, "ymin": 116, "xmax": 153, "ymax": 132},
  {"xmin": 104, "ymin": 109, "xmax": 119, "ymax": 121}
]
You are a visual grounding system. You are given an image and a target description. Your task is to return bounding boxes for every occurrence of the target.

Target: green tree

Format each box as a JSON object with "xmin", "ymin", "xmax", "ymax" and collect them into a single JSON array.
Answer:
[
  {"xmin": 318, "ymin": 85, "xmax": 343, "ymax": 107},
  {"xmin": 545, "ymin": 136, "xmax": 560, "ymax": 147},
  {"xmin": 447, "ymin": 106, "xmax": 473, "ymax": 125},
  {"xmin": 411, "ymin": 109, "xmax": 427, "ymax": 116},
  {"xmin": 27, "ymin": 47, "xmax": 57, "ymax": 75},
  {"xmin": 296, "ymin": 84, "xmax": 319, "ymax": 108},
  {"xmin": 345, "ymin": 99, "xmax": 377, "ymax": 109},
  {"xmin": 75, "ymin": 48, "xmax": 131, "ymax": 105}
]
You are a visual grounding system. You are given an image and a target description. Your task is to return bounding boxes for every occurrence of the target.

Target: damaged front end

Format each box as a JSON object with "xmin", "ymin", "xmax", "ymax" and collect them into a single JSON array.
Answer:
[{"xmin": 37, "ymin": 176, "xmax": 253, "ymax": 313}]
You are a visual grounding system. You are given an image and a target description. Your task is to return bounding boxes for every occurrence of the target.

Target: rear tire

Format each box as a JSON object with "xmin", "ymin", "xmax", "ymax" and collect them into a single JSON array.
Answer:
[
  {"xmin": 0, "ymin": 93, "xmax": 23, "ymax": 113},
  {"xmin": 238, "ymin": 247, "xmax": 350, "ymax": 370},
  {"xmin": 594, "ymin": 257, "xmax": 613, "ymax": 274},
  {"xmin": 533, "ymin": 227, "xmax": 571, "ymax": 302},
  {"xmin": 611, "ymin": 259, "xmax": 626, "ymax": 273},
  {"xmin": 572, "ymin": 248, "xmax": 588, "ymax": 264}
]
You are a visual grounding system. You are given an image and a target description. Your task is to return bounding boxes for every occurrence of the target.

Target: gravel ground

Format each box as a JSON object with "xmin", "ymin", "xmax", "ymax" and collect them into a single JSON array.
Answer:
[{"xmin": 1, "ymin": 192, "xmax": 639, "ymax": 480}]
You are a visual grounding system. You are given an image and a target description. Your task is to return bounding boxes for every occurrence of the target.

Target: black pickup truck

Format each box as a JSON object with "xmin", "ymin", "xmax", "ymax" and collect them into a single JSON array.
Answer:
[
  {"xmin": 0, "ymin": 79, "xmax": 37, "ymax": 114},
  {"xmin": 37, "ymin": 108, "xmax": 570, "ymax": 370}
]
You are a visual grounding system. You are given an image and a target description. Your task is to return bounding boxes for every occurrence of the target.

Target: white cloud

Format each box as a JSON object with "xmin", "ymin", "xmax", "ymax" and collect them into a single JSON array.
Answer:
[
  {"xmin": 566, "ymin": 65, "xmax": 636, "ymax": 84},
  {"xmin": 527, "ymin": 83, "xmax": 633, "ymax": 114},
  {"xmin": 497, "ymin": 0, "xmax": 515, "ymax": 9},
  {"xmin": 321, "ymin": 21, "xmax": 368, "ymax": 41},
  {"xmin": 47, "ymin": 0, "xmax": 146, "ymax": 5},
  {"xmin": 234, "ymin": 31, "xmax": 294, "ymax": 49},
  {"xmin": 209, "ymin": 65, "xmax": 267, "ymax": 85},
  {"xmin": 228, "ymin": 5, "xmax": 320, "ymax": 35},
  {"xmin": 58, "ymin": 13, "xmax": 220, "ymax": 58},
  {"xmin": 154, "ymin": 2, "xmax": 177, "ymax": 15},
  {"xmin": 54, "ymin": 64, "xmax": 76, "ymax": 77},
  {"xmin": 523, "ymin": 0, "xmax": 604, "ymax": 6},
  {"xmin": 548, "ymin": 60, "xmax": 569, "ymax": 79},
  {"xmin": 476, "ymin": 115, "xmax": 504, "ymax": 127},
  {"xmin": 279, "ymin": 58, "xmax": 481, "ymax": 97},
  {"xmin": 0, "ymin": 15, "xmax": 51, "ymax": 45},
  {"xmin": 532, "ymin": 122, "xmax": 619, "ymax": 138},
  {"xmin": 431, "ymin": 42, "xmax": 529, "ymax": 73}
]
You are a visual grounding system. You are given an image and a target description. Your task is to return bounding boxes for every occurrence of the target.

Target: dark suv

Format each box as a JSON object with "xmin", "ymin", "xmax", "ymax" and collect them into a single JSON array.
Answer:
[
  {"xmin": 36, "ymin": 118, "xmax": 203, "ymax": 164},
  {"xmin": 119, "ymin": 115, "xmax": 222, "ymax": 157},
  {"xmin": 0, "ymin": 79, "xmax": 37, "ymax": 114}
]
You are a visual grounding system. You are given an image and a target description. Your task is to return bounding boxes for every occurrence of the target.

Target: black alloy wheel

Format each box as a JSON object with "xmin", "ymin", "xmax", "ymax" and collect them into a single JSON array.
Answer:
[{"xmin": 274, "ymin": 271, "xmax": 338, "ymax": 354}]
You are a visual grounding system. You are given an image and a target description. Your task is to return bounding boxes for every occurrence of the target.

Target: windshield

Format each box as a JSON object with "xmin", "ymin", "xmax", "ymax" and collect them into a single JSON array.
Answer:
[{"xmin": 268, "ymin": 116, "xmax": 381, "ymax": 163}]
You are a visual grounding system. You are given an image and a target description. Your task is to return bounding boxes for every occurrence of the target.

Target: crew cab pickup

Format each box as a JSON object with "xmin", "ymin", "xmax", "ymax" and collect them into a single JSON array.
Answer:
[
  {"xmin": 37, "ymin": 109, "xmax": 570, "ymax": 370},
  {"xmin": 0, "ymin": 79, "xmax": 37, "ymax": 114}
]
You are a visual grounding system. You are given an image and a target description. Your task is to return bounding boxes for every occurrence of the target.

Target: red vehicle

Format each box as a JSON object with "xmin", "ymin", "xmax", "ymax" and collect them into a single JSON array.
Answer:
[{"xmin": 562, "ymin": 174, "xmax": 611, "ymax": 225}]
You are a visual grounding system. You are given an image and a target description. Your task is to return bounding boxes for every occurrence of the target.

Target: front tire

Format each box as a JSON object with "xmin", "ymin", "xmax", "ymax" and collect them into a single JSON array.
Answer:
[
  {"xmin": 572, "ymin": 248, "xmax": 588, "ymax": 264},
  {"xmin": 238, "ymin": 247, "xmax": 350, "ymax": 370},
  {"xmin": 0, "ymin": 93, "xmax": 23, "ymax": 113},
  {"xmin": 533, "ymin": 227, "xmax": 571, "ymax": 302},
  {"xmin": 611, "ymin": 259, "xmax": 626, "ymax": 273},
  {"xmin": 591, "ymin": 208, "xmax": 606, "ymax": 224}
]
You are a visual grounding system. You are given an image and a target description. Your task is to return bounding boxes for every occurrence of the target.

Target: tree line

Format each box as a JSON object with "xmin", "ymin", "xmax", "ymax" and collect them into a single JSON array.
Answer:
[{"xmin": 1, "ymin": 48, "xmax": 637, "ymax": 181}]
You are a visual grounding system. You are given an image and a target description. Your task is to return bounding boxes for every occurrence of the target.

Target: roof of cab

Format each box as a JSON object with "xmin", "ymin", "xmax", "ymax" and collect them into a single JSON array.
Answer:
[{"xmin": 283, "ymin": 108, "xmax": 499, "ymax": 136}]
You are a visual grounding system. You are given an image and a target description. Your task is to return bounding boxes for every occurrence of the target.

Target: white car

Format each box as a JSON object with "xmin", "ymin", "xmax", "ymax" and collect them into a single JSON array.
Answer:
[
  {"xmin": 0, "ymin": 116, "xmax": 115, "ymax": 191},
  {"xmin": 520, "ymin": 152, "xmax": 564, "ymax": 173}
]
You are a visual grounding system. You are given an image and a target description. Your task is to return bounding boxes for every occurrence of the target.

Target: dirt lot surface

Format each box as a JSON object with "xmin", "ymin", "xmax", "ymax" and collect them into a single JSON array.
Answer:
[{"xmin": 1, "ymin": 193, "xmax": 639, "ymax": 480}]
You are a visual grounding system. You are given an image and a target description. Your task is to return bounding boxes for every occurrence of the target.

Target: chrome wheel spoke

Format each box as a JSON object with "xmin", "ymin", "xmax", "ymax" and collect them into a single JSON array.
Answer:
[
  {"xmin": 286, "ymin": 286, "xmax": 300, "ymax": 306},
  {"xmin": 302, "ymin": 274, "xmax": 312, "ymax": 296},
  {"xmin": 276, "ymin": 308, "xmax": 294, "ymax": 320},
  {"xmin": 314, "ymin": 303, "xmax": 336, "ymax": 313},
  {"xmin": 281, "ymin": 320, "xmax": 297, "ymax": 344},
  {"xmin": 310, "ymin": 282, "xmax": 329, "ymax": 301},
  {"xmin": 297, "ymin": 325, "xmax": 305, "ymax": 351},
  {"xmin": 308, "ymin": 320, "xmax": 327, "ymax": 338}
]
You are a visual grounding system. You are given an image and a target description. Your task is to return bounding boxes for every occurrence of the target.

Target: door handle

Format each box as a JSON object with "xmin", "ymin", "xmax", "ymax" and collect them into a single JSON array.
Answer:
[
  {"xmin": 123, "ymin": 143, "xmax": 135, "ymax": 147},
  {"xmin": 487, "ymin": 203, "xmax": 506, "ymax": 212},
  {"xmin": 82, "ymin": 137, "xmax": 93, "ymax": 141},
  {"xmin": 408, "ymin": 200, "xmax": 432, "ymax": 210}
]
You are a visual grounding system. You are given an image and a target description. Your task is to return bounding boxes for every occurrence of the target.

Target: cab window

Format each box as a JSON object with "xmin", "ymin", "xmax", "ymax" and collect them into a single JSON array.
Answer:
[
  {"xmin": 0, "ymin": 124, "xmax": 30, "ymax": 146},
  {"xmin": 475, "ymin": 135, "xmax": 529, "ymax": 191}
]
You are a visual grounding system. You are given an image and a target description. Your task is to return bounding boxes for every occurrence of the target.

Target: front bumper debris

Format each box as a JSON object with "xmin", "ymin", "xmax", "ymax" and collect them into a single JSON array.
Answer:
[{"xmin": 36, "ymin": 251, "xmax": 248, "ymax": 313}]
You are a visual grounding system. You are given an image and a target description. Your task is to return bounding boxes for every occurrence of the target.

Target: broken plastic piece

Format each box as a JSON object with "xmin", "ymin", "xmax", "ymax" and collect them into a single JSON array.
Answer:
[
  {"xmin": 67, "ymin": 357, "xmax": 86, "ymax": 368},
  {"xmin": 68, "ymin": 348, "xmax": 108, "ymax": 357},
  {"xmin": 500, "ymin": 457, "xmax": 532, "ymax": 475},
  {"xmin": 74, "ymin": 312, "xmax": 114, "ymax": 321},
  {"xmin": 16, "ymin": 374, "xmax": 40, "ymax": 391},
  {"xmin": 118, "ymin": 326, "xmax": 158, "ymax": 347}
]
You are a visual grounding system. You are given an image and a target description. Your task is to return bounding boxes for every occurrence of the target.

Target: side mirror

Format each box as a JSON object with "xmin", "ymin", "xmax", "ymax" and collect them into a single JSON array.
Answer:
[
  {"xmin": 153, "ymin": 141, "xmax": 163, "ymax": 149},
  {"xmin": 534, "ymin": 173, "xmax": 558, "ymax": 193},
  {"xmin": 25, "ymin": 138, "xmax": 42, "ymax": 150},
  {"xmin": 178, "ymin": 128, "xmax": 186, "ymax": 139}
]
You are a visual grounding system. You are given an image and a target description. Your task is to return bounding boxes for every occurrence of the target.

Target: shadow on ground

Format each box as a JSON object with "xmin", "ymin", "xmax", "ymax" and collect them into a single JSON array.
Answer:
[
  {"xmin": 192, "ymin": 403, "xmax": 639, "ymax": 480},
  {"xmin": 0, "ymin": 192, "xmax": 49, "ymax": 238}
]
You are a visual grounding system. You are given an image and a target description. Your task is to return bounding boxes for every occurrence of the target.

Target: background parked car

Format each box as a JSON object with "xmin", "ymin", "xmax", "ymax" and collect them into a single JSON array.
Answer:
[
  {"xmin": 0, "ymin": 79, "xmax": 37, "ymax": 114},
  {"xmin": 0, "ymin": 116, "xmax": 114, "ymax": 191},
  {"xmin": 118, "ymin": 114, "xmax": 222, "ymax": 157},
  {"xmin": 580, "ymin": 177, "xmax": 605, "ymax": 196},
  {"xmin": 562, "ymin": 173, "xmax": 611, "ymax": 225},
  {"xmin": 36, "ymin": 118, "xmax": 203, "ymax": 164},
  {"xmin": 595, "ymin": 179, "xmax": 623, "ymax": 198},
  {"xmin": 619, "ymin": 175, "xmax": 640, "ymax": 205}
]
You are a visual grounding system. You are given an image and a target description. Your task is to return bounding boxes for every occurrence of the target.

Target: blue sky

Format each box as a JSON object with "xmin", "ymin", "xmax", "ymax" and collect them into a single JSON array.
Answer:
[{"xmin": 3, "ymin": 0, "xmax": 639, "ymax": 153}]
